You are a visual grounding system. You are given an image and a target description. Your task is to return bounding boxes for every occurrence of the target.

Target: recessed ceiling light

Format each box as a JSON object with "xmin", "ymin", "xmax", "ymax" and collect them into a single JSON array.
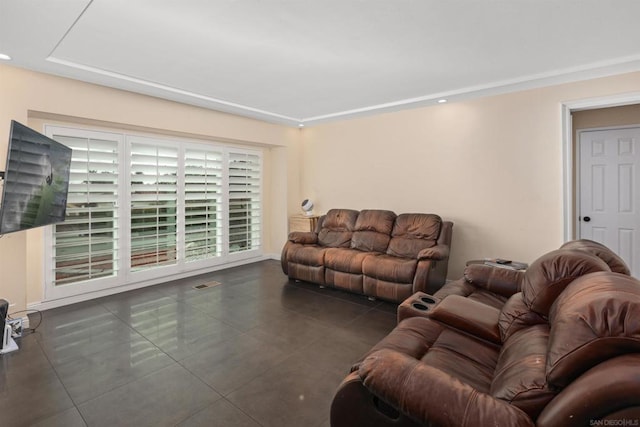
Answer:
[
  {"xmin": 437, "ymin": 99, "xmax": 447, "ymax": 104},
  {"xmin": 298, "ymin": 123, "xmax": 304, "ymax": 128},
  {"xmin": 0, "ymin": 53, "xmax": 11, "ymax": 61}
]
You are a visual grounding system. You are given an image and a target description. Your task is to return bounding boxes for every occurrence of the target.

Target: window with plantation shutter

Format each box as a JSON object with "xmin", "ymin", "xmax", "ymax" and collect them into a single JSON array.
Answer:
[
  {"xmin": 184, "ymin": 148, "xmax": 223, "ymax": 261},
  {"xmin": 45, "ymin": 125, "xmax": 263, "ymax": 300},
  {"xmin": 129, "ymin": 141, "xmax": 178, "ymax": 271},
  {"xmin": 50, "ymin": 133, "xmax": 120, "ymax": 285},
  {"xmin": 228, "ymin": 151, "xmax": 261, "ymax": 253}
]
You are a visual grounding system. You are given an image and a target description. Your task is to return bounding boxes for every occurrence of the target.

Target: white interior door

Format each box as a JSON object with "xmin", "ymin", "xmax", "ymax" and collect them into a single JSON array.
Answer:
[{"xmin": 579, "ymin": 127, "xmax": 640, "ymax": 277}]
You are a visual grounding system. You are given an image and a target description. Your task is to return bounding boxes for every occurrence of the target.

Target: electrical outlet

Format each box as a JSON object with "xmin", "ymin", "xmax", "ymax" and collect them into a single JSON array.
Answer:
[{"xmin": 7, "ymin": 318, "xmax": 22, "ymax": 338}]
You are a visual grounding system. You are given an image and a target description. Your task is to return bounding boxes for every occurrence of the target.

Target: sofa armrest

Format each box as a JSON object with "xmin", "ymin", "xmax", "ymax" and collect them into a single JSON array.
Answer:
[
  {"xmin": 463, "ymin": 264, "xmax": 524, "ymax": 298},
  {"xmin": 417, "ymin": 244, "xmax": 449, "ymax": 261},
  {"xmin": 428, "ymin": 295, "xmax": 501, "ymax": 343},
  {"xmin": 359, "ymin": 349, "xmax": 534, "ymax": 427},
  {"xmin": 537, "ymin": 354, "xmax": 640, "ymax": 427},
  {"xmin": 287, "ymin": 231, "xmax": 318, "ymax": 244}
]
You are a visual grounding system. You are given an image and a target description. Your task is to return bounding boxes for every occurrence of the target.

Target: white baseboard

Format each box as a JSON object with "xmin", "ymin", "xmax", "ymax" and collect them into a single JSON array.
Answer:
[
  {"xmin": 21, "ymin": 316, "xmax": 29, "ymax": 330},
  {"xmin": 267, "ymin": 252, "xmax": 281, "ymax": 261},
  {"xmin": 28, "ymin": 255, "xmax": 275, "ymax": 312}
]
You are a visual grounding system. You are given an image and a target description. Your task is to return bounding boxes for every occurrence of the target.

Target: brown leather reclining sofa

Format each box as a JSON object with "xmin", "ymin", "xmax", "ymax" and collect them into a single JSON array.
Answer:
[
  {"xmin": 281, "ymin": 208, "xmax": 454, "ymax": 302},
  {"xmin": 331, "ymin": 246, "xmax": 640, "ymax": 426},
  {"xmin": 430, "ymin": 238, "xmax": 632, "ymax": 311}
]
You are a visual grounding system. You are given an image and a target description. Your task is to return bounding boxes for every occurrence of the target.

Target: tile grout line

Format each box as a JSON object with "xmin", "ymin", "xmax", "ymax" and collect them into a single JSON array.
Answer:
[{"xmin": 33, "ymin": 337, "xmax": 90, "ymax": 426}]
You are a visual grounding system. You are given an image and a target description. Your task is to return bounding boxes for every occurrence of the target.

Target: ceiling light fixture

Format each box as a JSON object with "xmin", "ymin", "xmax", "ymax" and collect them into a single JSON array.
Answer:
[
  {"xmin": 437, "ymin": 99, "xmax": 447, "ymax": 104},
  {"xmin": 298, "ymin": 123, "xmax": 304, "ymax": 128},
  {"xmin": 0, "ymin": 53, "xmax": 12, "ymax": 61}
]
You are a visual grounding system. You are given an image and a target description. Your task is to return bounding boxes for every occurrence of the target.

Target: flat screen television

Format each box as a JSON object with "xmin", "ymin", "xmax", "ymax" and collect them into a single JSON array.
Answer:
[{"xmin": 0, "ymin": 121, "xmax": 72, "ymax": 234}]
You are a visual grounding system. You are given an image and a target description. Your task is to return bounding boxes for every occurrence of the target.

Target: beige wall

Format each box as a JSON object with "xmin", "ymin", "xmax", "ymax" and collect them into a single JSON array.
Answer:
[
  {"xmin": 2, "ymin": 62, "xmax": 640, "ymax": 313},
  {"xmin": 301, "ymin": 71, "xmax": 640, "ymax": 278},
  {"xmin": 0, "ymin": 64, "xmax": 301, "ymax": 312},
  {"xmin": 573, "ymin": 103, "xmax": 640, "ymax": 131}
]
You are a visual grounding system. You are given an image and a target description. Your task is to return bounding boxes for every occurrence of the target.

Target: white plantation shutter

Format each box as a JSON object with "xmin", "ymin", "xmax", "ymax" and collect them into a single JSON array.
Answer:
[
  {"xmin": 129, "ymin": 142, "xmax": 178, "ymax": 271},
  {"xmin": 51, "ymin": 133, "xmax": 120, "ymax": 285},
  {"xmin": 46, "ymin": 126, "xmax": 263, "ymax": 296},
  {"xmin": 184, "ymin": 148, "xmax": 223, "ymax": 261},
  {"xmin": 228, "ymin": 151, "xmax": 261, "ymax": 253}
]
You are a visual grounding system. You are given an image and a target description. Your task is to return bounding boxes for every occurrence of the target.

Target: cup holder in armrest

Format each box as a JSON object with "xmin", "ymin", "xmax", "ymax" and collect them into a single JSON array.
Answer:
[
  {"xmin": 420, "ymin": 296, "xmax": 436, "ymax": 305},
  {"xmin": 398, "ymin": 292, "xmax": 441, "ymax": 322}
]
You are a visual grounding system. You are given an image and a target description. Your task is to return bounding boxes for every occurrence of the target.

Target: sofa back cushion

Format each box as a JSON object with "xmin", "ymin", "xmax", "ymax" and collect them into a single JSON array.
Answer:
[
  {"xmin": 521, "ymin": 249, "xmax": 610, "ymax": 317},
  {"xmin": 491, "ymin": 324, "xmax": 555, "ymax": 419},
  {"xmin": 350, "ymin": 209, "xmax": 396, "ymax": 252},
  {"xmin": 317, "ymin": 209, "xmax": 359, "ymax": 248},
  {"xmin": 559, "ymin": 239, "xmax": 631, "ymax": 275},
  {"xmin": 464, "ymin": 264, "xmax": 525, "ymax": 298},
  {"xmin": 546, "ymin": 272, "xmax": 640, "ymax": 388},
  {"xmin": 498, "ymin": 292, "xmax": 547, "ymax": 342},
  {"xmin": 386, "ymin": 213, "xmax": 441, "ymax": 258}
]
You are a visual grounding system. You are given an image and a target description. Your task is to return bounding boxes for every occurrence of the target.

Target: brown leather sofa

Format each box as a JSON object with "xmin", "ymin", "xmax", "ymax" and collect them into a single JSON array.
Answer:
[
  {"xmin": 281, "ymin": 209, "xmax": 453, "ymax": 302},
  {"xmin": 430, "ymin": 239, "xmax": 631, "ymax": 311},
  {"xmin": 331, "ymin": 260, "xmax": 640, "ymax": 426}
]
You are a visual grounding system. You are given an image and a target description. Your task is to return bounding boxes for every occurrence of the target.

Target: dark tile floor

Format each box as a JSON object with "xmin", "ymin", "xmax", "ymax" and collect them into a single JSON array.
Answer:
[{"xmin": 0, "ymin": 260, "xmax": 399, "ymax": 427}]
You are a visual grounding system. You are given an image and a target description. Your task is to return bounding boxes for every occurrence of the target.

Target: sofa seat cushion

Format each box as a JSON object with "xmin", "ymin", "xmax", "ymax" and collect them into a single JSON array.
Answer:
[
  {"xmin": 325, "ymin": 248, "xmax": 371, "ymax": 274},
  {"xmin": 288, "ymin": 244, "xmax": 327, "ymax": 266},
  {"xmin": 362, "ymin": 254, "xmax": 417, "ymax": 283},
  {"xmin": 491, "ymin": 324, "xmax": 554, "ymax": 419},
  {"xmin": 358, "ymin": 317, "xmax": 498, "ymax": 393},
  {"xmin": 354, "ymin": 317, "xmax": 447, "ymax": 372},
  {"xmin": 421, "ymin": 327, "xmax": 499, "ymax": 393}
]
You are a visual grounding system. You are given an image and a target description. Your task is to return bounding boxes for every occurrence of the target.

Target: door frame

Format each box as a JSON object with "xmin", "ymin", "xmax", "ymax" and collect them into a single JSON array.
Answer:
[
  {"xmin": 575, "ymin": 125, "xmax": 640, "ymax": 242},
  {"xmin": 561, "ymin": 92, "xmax": 640, "ymax": 241}
]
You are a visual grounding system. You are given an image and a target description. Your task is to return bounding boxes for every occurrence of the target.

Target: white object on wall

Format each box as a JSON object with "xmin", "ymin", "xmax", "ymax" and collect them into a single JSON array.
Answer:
[{"xmin": 301, "ymin": 199, "xmax": 314, "ymax": 216}]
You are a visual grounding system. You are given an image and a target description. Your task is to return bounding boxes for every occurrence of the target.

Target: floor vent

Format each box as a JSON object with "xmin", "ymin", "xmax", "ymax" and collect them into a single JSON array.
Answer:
[{"xmin": 193, "ymin": 281, "xmax": 221, "ymax": 290}]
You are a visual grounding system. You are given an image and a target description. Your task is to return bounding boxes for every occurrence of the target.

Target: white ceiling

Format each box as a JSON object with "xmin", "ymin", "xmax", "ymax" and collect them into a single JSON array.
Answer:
[{"xmin": 2, "ymin": 0, "xmax": 640, "ymax": 127}]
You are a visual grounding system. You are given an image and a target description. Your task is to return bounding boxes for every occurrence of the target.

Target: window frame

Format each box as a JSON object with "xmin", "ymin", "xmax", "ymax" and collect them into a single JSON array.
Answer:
[{"xmin": 43, "ymin": 125, "xmax": 263, "ymax": 301}]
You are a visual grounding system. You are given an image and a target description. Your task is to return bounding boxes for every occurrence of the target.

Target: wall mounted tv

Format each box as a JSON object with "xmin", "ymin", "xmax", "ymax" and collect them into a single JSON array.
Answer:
[{"xmin": 0, "ymin": 121, "xmax": 72, "ymax": 234}]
